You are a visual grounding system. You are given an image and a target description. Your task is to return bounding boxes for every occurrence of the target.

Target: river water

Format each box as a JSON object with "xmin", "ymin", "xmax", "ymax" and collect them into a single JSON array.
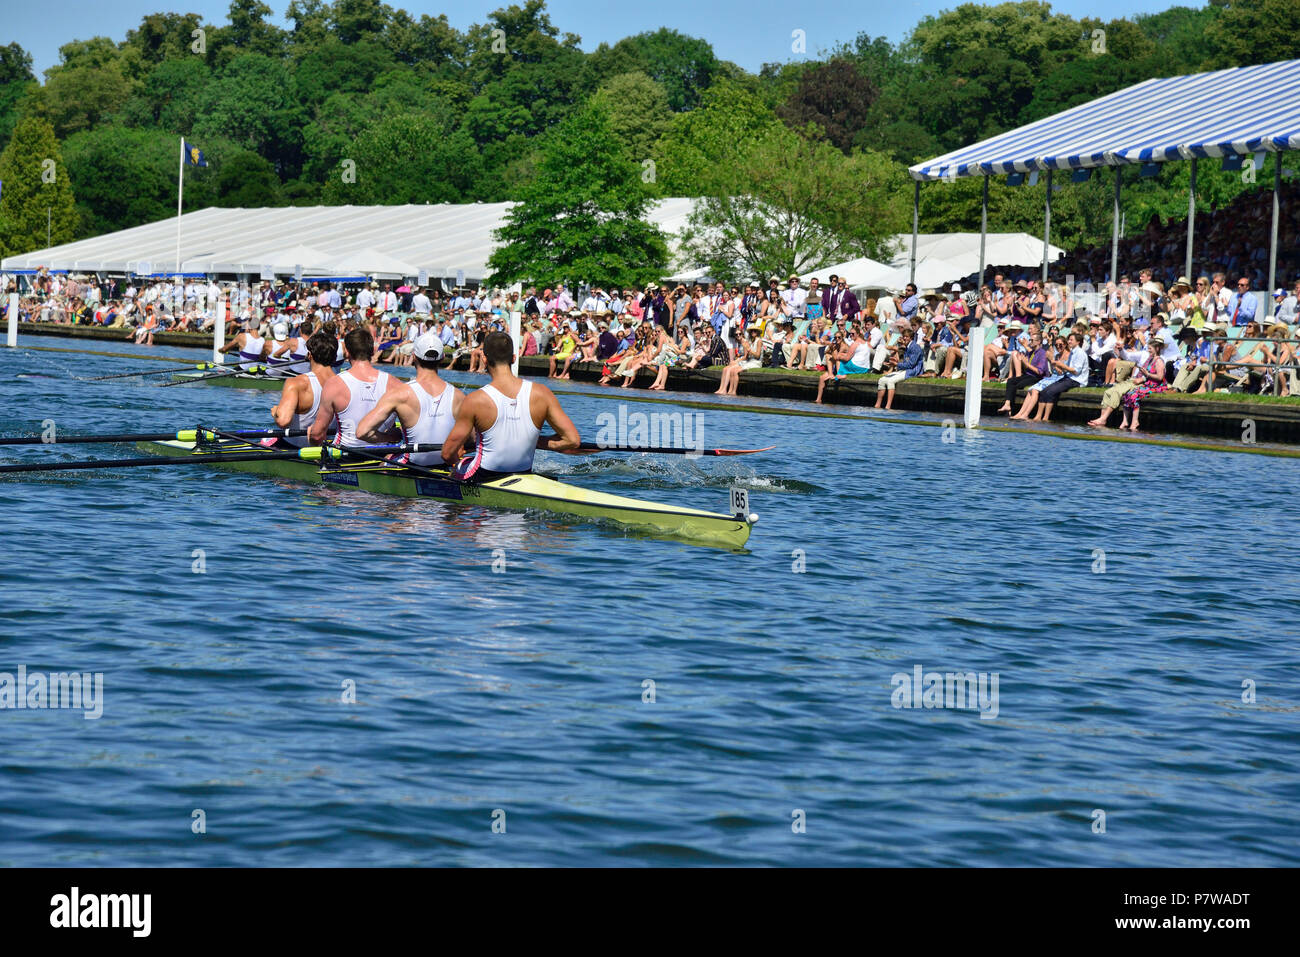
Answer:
[{"xmin": 1, "ymin": 339, "xmax": 1296, "ymax": 866}]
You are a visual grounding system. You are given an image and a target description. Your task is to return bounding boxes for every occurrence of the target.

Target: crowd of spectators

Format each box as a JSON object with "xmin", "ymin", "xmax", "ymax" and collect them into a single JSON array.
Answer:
[{"xmin": 5, "ymin": 245, "xmax": 1300, "ymax": 429}]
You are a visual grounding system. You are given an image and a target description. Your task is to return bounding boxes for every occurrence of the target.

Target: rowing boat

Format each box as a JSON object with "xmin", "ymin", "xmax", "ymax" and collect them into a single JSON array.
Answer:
[
  {"xmin": 139, "ymin": 438, "xmax": 757, "ymax": 549},
  {"xmin": 171, "ymin": 370, "xmax": 306, "ymax": 390}
]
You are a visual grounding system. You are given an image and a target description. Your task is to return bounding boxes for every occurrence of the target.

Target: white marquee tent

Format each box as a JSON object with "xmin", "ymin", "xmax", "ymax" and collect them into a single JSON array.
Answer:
[
  {"xmin": 0, "ymin": 199, "xmax": 701, "ymax": 284},
  {"xmin": 800, "ymin": 232, "xmax": 1064, "ymax": 294}
]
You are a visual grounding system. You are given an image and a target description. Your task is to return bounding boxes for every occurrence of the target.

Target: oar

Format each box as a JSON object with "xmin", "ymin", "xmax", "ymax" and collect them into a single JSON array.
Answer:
[
  {"xmin": 549, "ymin": 437, "xmax": 775, "ymax": 456},
  {"xmin": 0, "ymin": 447, "xmax": 323, "ymax": 474},
  {"xmin": 85, "ymin": 362, "xmax": 224, "ymax": 381},
  {"xmin": 0, "ymin": 428, "xmax": 311, "ymax": 446},
  {"xmin": 160, "ymin": 365, "xmax": 269, "ymax": 386},
  {"xmin": 199, "ymin": 425, "xmax": 451, "ymax": 479}
]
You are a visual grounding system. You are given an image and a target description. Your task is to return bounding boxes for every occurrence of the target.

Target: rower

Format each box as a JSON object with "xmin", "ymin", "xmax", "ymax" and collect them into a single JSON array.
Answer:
[
  {"xmin": 267, "ymin": 318, "xmax": 314, "ymax": 377},
  {"xmin": 270, "ymin": 331, "xmax": 338, "ymax": 447},
  {"xmin": 309, "ymin": 327, "xmax": 403, "ymax": 447},
  {"xmin": 220, "ymin": 319, "xmax": 267, "ymax": 370},
  {"xmin": 355, "ymin": 332, "xmax": 463, "ymax": 465},
  {"xmin": 441, "ymin": 330, "xmax": 580, "ymax": 478}
]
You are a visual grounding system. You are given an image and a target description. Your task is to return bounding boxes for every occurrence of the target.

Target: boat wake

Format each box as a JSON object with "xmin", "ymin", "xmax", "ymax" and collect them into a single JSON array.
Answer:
[{"xmin": 539, "ymin": 454, "xmax": 820, "ymax": 495}]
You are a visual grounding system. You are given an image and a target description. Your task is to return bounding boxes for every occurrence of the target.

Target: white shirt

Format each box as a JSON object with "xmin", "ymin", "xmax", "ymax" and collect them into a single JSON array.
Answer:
[
  {"xmin": 781, "ymin": 286, "xmax": 808, "ymax": 318},
  {"xmin": 412, "ymin": 293, "xmax": 432, "ymax": 315}
]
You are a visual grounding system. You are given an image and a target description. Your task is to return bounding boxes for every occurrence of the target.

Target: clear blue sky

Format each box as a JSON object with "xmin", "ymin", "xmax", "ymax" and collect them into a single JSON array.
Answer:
[{"xmin": 13, "ymin": 0, "xmax": 1192, "ymax": 79}]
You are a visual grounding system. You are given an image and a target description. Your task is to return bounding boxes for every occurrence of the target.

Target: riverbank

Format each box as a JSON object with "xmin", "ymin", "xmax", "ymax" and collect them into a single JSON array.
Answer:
[
  {"xmin": 14, "ymin": 323, "xmax": 1300, "ymax": 444},
  {"xmin": 516, "ymin": 357, "xmax": 1300, "ymax": 445}
]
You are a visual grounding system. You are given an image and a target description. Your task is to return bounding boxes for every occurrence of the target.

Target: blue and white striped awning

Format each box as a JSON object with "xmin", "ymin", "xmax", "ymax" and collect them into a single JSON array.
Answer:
[{"xmin": 910, "ymin": 59, "xmax": 1300, "ymax": 182}]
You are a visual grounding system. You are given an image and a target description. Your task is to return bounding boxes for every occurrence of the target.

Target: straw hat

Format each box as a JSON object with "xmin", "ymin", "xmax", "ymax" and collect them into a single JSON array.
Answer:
[
  {"xmin": 1171, "ymin": 276, "xmax": 1192, "ymax": 292},
  {"xmin": 1140, "ymin": 281, "xmax": 1164, "ymax": 297}
]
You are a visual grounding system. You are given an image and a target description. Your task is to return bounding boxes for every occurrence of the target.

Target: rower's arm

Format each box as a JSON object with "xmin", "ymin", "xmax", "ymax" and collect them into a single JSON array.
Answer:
[
  {"xmin": 271, "ymin": 378, "xmax": 301, "ymax": 428},
  {"xmin": 219, "ymin": 334, "xmax": 240, "ymax": 354},
  {"xmin": 536, "ymin": 384, "xmax": 580, "ymax": 453},
  {"xmin": 441, "ymin": 391, "xmax": 483, "ymax": 464},
  {"xmin": 356, "ymin": 389, "xmax": 406, "ymax": 444}
]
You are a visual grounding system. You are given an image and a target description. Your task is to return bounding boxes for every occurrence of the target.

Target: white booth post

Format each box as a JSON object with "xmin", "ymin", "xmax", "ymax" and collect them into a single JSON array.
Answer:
[
  {"xmin": 963, "ymin": 325, "xmax": 984, "ymax": 429},
  {"xmin": 509, "ymin": 312, "xmax": 521, "ymax": 376},
  {"xmin": 213, "ymin": 297, "xmax": 226, "ymax": 364},
  {"xmin": 6, "ymin": 292, "xmax": 18, "ymax": 348}
]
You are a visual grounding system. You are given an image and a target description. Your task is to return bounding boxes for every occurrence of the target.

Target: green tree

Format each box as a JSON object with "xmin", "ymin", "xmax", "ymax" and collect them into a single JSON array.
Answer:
[
  {"xmin": 0, "ymin": 115, "xmax": 78, "ymax": 256},
  {"xmin": 487, "ymin": 100, "xmax": 667, "ymax": 288},
  {"xmin": 216, "ymin": 149, "xmax": 283, "ymax": 206},
  {"xmin": 121, "ymin": 57, "xmax": 212, "ymax": 135},
  {"xmin": 589, "ymin": 29, "xmax": 718, "ymax": 112},
  {"xmin": 775, "ymin": 59, "xmax": 878, "ymax": 154},
  {"xmin": 0, "ymin": 43, "xmax": 37, "ymax": 152},
  {"xmin": 121, "ymin": 12, "xmax": 205, "ymax": 77},
  {"xmin": 38, "ymin": 62, "xmax": 134, "ymax": 140},
  {"xmin": 64, "ymin": 126, "xmax": 180, "ymax": 236},
  {"xmin": 321, "ymin": 112, "xmax": 482, "ymax": 204},
  {"xmin": 1205, "ymin": 0, "xmax": 1300, "ymax": 69},
  {"xmin": 681, "ymin": 128, "xmax": 909, "ymax": 281},
  {"xmin": 589, "ymin": 72, "xmax": 673, "ymax": 170},
  {"xmin": 651, "ymin": 79, "xmax": 782, "ymax": 196},
  {"xmin": 194, "ymin": 54, "xmax": 306, "ymax": 175},
  {"xmin": 384, "ymin": 11, "xmax": 464, "ymax": 71}
]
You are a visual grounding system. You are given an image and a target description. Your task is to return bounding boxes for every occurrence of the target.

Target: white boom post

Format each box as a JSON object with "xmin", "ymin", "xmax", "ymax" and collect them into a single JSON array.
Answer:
[
  {"xmin": 213, "ymin": 296, "xmax": 226, "ymax": 365},
  {"xmin": 509, "ymin": 311, "xmax": 521, "ymax": 376},
  {"xmin": 964, "ymin": 325, "xmax": 984, "ymax": 429},
  {"xmin": 6, "ymin": 292, "xmax": 17, "ymax": 348}
]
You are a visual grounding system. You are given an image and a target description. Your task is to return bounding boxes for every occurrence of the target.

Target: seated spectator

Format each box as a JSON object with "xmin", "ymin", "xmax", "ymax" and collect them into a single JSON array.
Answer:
[
  {"xmin": 1118, "ymin": 349, "xmax": 1170, "ymax": 431},
  {"xmin": 874, "ymin": 329, "xmax": 922, "ymax": 409},
  {"xmin": 997, "ymin": 330, "xmax": 1048, "ymax": 414},
  {"xmin": 1011, "ymin": 332, "xmax": 1087, "ymax": 422}
]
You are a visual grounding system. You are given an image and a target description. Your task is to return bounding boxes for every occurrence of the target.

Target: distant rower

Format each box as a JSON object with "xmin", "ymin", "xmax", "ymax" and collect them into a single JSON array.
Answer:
[
  {"xmin": 220, "ymin": 320, "xmax": 267, "ymax": 370},
  {"xmin": 309, "ymin": 327, "xmax": 403, "ymax": 447},
  {"xmin": 356, "ymin": 332, "xmax": 465, "ymax": 465},
  {"xmin": 269, "ymin": 331, "xmax": 338, "ymax": 447},
  {"xmin": 267, "ymin": 319, "xmax": 313, "ymax": 377},
  {"xmin": 441, "ymin": 330, "xmax": 580, "ymax": 477}
]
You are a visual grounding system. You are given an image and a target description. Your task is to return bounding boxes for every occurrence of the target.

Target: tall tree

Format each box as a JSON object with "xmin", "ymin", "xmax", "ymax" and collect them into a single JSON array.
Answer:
[
  {"xmin": 589, "ymin": 72, "xmax": 673, "ymax": 171},
  {"xmin": 775, "ymin": 59, "xmax": 878, "ymax": 154},
  {"xmin": 589, "ymin": 29, "xmax": 718, "ymax": 112},
  {"xmin": 0, "ymin": 43, "xmax": 37, "ymax": 152},
  {"xmin": 0, "ymin": 115, "xmax": 78, "ymax": 256},
  {"xmin": 487, "ymin": 100, "xmax": 667, "ymax": 288},
  {"xmin": 1205, "ymin": 0, "xmax": 1300, "ymax": 69},
  {"xmin": 681, "ymin": 128, "xmax": 908, "ymax": 281},
  {"xmin": 321, "ymin": 113, "xmax": 482, "ymax": 204}
]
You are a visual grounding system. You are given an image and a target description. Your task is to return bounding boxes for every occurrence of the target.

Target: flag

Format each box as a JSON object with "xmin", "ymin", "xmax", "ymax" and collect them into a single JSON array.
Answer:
[{"xmin": 183, "ymin": 141, "xmax": 207, "ymax": 167}]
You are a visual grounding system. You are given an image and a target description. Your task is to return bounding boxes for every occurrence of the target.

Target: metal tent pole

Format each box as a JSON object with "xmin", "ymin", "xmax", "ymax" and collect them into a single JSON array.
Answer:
[
  {"xmin": 979, "ymin": 174, "xmax": 989, "ymax": 289},
  {"xmin": 1185, "ymin": 159, "xmax": 1197, "ymax": 281},
  {"xmin": 1042, "ymin": 169, "xmax": 1052, "ymax": 285},
  {"xmin": 1110, "ymin": 167, "xmax": 1121, "ymax": 284},
  {"xmin": 1267, "ymin": 153, "xmax": 1282, "ymax": 320},
  {"xmin": 910, "ymin": 180, "xmax": 919, "ymax": 287}
]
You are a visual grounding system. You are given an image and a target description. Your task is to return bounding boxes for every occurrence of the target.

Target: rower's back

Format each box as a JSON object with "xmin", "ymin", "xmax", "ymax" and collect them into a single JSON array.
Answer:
[{"xmin": 477, "ymin": 377, "xmax": 541, "ymax": 474}]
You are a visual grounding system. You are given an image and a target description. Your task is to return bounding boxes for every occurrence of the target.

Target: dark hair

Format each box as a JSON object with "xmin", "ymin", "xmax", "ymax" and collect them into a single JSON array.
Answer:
[
  {"xmin": 483, "ymin": 330, "xmax": 514, "ymax": 367},
  {"xmin": 343, "ymin": 327, "xmax": 373, "ymax": 360},
  {"xmin": 306, "ymin": 331, "xmax": 336, "ymax": 365}
]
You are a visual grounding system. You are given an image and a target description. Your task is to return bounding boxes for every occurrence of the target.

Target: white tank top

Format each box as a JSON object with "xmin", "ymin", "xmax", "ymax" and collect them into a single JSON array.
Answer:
[
  {"xmin": 290, "ymin": 336, "xmax": 310, "ymax": 360},
  {"xmin": 477, "ymin": 380, "xmax": 541, "ymax": 474},
  {"xmin": 333, "ymin": 369, "xmax": 391, "ymax": 447},
  {"xmin": 239, "ymin": 332, "xmax": 266, "ymax": 365},
  {"xmin": 403, "ymin": 378, "xmax": 456, "ymax": 466},
  {"xmin": 286, "ymin": 372, "xmax": 322, "ymax": 446},
  {"xmin": 850, "ymin": 339, "xmax": 872, "ymax": 367}
]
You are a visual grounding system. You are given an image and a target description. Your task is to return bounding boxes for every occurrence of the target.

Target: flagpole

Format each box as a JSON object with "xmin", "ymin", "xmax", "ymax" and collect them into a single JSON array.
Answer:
[{"xmin": 176, "ymin": 137, "xmax": 184, "ymax": 281}]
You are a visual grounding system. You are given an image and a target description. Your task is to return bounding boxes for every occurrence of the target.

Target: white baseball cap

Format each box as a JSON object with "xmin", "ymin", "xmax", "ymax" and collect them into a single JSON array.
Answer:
[
  {"xmin": 412, "ymin": 331, "xmax": 443, "ymax": 361},
  {"xmin": 272, "ymin": 321, "xmax": 288, "ymax": 341}
]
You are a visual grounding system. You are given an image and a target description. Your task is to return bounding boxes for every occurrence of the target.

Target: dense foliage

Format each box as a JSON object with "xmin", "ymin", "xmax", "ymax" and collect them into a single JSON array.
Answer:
[{"xmin": 0, "ymin": 0, "xmax": 1293, "ymax": 277}]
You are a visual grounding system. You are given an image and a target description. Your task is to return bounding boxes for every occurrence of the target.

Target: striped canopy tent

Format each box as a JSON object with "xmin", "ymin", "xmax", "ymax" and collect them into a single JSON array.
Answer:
[{"xmin": 906, "ymin": 59, "xmax": 1300, "ymax": 317}]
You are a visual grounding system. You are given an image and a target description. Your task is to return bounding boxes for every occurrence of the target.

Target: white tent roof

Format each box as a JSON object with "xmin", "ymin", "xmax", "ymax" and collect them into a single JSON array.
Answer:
[
  {"xmin": 2, "ymin": 199, "xmax": 702, "ymax": 281},
  {"xmin": 801, "ymin": 232, "xmax": 1064, "ymax": 294}
]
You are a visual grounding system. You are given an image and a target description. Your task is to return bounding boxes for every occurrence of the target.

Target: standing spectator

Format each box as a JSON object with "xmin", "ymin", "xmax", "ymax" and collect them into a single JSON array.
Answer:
[{"xmin": 1227, "ymin": 276, "xmax": 1258, "ymax": 327}]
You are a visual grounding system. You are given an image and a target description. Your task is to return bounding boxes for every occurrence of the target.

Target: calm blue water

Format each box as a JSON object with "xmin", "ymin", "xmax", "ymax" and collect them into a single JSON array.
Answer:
[{"xmin": 1, "ymin": 339, "xmax": 1297, "ymax": 866}]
